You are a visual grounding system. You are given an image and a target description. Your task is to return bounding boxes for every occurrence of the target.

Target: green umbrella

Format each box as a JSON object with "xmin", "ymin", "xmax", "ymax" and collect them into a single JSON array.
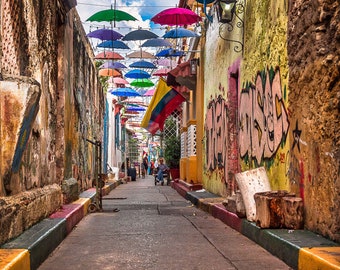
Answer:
[
  {"xmin": 130, "ymin": 79, "xmax": 155, "ymax": 88},
  {"xmin": 86, "ymin": 9, "xmax": 137, "ymax": 22}
]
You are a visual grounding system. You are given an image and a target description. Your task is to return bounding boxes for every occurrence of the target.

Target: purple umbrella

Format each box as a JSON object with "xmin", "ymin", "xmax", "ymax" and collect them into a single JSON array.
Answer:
[
  {"xmin": 99, "ymin": 61, "xmax": 127, "ymax": 69},
  {"xmin": 87, "ymin": 29, "xmax": 123, "ymax": 40}
]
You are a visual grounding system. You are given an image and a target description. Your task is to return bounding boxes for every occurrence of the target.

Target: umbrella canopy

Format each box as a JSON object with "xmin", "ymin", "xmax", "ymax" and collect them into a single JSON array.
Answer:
[
  {"xmin": 99, "ymin": 61, "xmax": 126, "ymax": 69},
  {"xmin": 95, "ymin": 51, "xmax": 124, "ymax": 60},
  {"xmin": 129, "ymin": 60, "xmax": 157, "ymax": 69},
  {"xmin": 144, "ymin": 89, "xmax": 155, "ymax": 96},
  {"xmin": 151, "ymin": 8, "xmax": 202, "ymax": 26},
  {"xmin": 87, "ymin": 29, "xmax": 123, "ymax": 40},
  {"xmin": 153, "ymin": 68, "xmax": 170, "ymax": 77},
  {"xmin": 155, "ymin": 48, "xmax": 185, "ymax": 57},
  {"xmin": 163, "ymin": 28, "xmax": 199, "ymax": 39},
  {"xmin": 141, "ymin": 38, "xmax": 172, "ymax": 48},
  {"xmin": 122, "ymin": 29, "xmax": 158, "ymax": 41},
  {"xmin": 125, "ymin": 69, "xmax": 151, "ymax": 79},
  {"xmin": 109, "ymin": 77, "xmax": 129, "ymax": 85},
  {"xmin": 126, "ymin": 50, "xmax": 155, "ymax": 59},
  {"xmin": 109, "ymin": 87, "xmax": 141, "ymax": 97},
  {"xmin": 130, "ymin": 79, "xmax": 155, "ymax": 88},
  {"xmin": 97, "ymin": 40, "xmax": 130, "ymax": 49},
  {"xmin": 126, "ymin": 106, "xmax": 146, "ymax": 112},
  {"xmin": 99, "ymin": 69, "xmax": 121, "ymax": 77},
  {"xmin": 87, "ymin": 9, "xmax": 137, "ymax": 22},
  {"xmin": 154, "ymin": 58, "xmax": 177, "ymax": 67}
]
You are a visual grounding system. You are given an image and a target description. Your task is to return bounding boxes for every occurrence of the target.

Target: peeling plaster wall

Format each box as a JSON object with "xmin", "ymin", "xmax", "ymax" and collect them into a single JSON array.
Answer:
[
  {"xmin": 287, "ymin": 0, "xmax": 340, "ymax": 242},
  {"xmin": 0, "ymin": 0, "xmax": 103, "ymax": 245}
]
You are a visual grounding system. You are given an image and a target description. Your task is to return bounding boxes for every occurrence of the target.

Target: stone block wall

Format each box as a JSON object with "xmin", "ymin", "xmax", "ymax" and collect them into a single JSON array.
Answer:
[
  {"xmin": 0, "ymin": 0, "xmax": 103, "ymax": 244},
  {"xmin": 287, "ymin": 0, "xmax": 340, "ymax": 242}
]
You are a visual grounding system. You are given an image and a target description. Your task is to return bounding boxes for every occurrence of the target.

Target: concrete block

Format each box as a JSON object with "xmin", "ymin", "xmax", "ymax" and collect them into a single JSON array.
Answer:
[
  {"xmin": 299, "ymin": 247, "xmax": 340, "ymax": 270},
  {"xmin": 0, "ymin": 249, "xmax": 30, "ymax": 270},
  {"xmin": 49, "ymin": 204, "xmax": 84, "ymax": 234},
  {"xmin": 62, "ymin": 178, "xmax": 79, "ymax": 204}
]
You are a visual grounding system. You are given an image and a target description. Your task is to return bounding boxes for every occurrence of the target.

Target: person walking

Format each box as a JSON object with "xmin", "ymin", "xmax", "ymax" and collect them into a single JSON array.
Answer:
[{"xmin": 156, "ymin": 158, "xmax": 169, "ymax": 186}]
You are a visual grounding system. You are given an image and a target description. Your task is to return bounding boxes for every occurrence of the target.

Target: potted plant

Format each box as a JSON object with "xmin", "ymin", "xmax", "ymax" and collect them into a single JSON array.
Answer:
[{"xmin": 163, "ymin": 134, "xmax": 181, "ymax": 180}]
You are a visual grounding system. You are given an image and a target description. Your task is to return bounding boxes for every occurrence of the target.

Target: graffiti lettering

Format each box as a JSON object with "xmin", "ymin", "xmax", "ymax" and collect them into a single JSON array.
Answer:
[{"xmin": 239, "ymin": 67, "xmax": 289, "ymax": 164}]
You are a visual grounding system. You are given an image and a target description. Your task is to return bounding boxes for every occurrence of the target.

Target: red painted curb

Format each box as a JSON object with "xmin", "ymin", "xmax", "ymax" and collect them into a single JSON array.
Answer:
[{"xmin": 212, "ymin": 203, "xmax": 242, "ymax": 232}]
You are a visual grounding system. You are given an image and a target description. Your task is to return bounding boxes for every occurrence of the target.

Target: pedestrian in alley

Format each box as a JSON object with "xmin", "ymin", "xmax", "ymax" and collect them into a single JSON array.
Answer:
[
  {"xmin": 155, "ymin": 158, "xmax": 169, "ymax": 186},
  {"xmin": 143, "ymin": 154, "xmax": 149, "ymax": 176}
]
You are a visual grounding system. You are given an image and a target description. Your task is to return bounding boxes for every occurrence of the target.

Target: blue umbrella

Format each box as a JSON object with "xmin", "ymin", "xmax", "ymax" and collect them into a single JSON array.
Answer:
[
  {"xmin": 99, "ymin": 61, "xmax": 127, "ymax": 69},
  {"xmin": 163, "ymin": 27, "xmax": 199, "ymax": 38},
  {"xmin": 155, "ymin": 48, "xmax": 185, "ymax": 57},
  {"xmin": 125, "ymin": 69, "xmax": 151, "ymax": 79},
  {"xmin": 122, "ymin": 29, "xmax": 158, "ymax": 41},
  {"xmin": 141, "ymin": 38, "xmax": 172, "ymax": 48},
  {"xmin": 109, "ymin": 87, "xmax": 141, "ymax": 97},
  {"xmin": 129, "ymin": 60, "xmax": 157, "ymax": 69},
  {"xmin": 97, "ymin": 40, "xmax": 130, "ymax": 49},
  {"xmin": 126, "ymin": 106, "xmax": 146, "ymax": 112}
]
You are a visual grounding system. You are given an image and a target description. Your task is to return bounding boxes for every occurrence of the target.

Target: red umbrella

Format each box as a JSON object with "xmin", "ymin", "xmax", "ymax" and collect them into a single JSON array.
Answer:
[
  {"xmin": 153, "ymin": 68, "xmax": 170, "ymax": 77},
  {"xmin": 151, "ymin": 8, "xmax": 202, "ymax": 26},
  {"xmin": 95, "ymin": 51, "xmax": 124, "ymax": 60}
]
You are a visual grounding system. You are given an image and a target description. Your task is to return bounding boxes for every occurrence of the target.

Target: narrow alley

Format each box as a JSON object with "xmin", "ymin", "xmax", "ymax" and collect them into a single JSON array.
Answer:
[{"xmin": 38, "ymin": 176, "xmax": 290, "ymax": 270}]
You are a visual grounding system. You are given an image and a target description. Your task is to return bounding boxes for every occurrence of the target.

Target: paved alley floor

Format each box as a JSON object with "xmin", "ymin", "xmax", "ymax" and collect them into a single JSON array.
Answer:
[{"xmin": 38, "ymin": 175, "xmax": 291, "ymax": 270}]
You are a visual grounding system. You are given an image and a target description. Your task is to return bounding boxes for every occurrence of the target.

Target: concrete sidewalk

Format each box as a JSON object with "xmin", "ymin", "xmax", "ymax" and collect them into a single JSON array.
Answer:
[{"xmin": 171, "ymin": 179, "xmax": 340, "ymax": 270}]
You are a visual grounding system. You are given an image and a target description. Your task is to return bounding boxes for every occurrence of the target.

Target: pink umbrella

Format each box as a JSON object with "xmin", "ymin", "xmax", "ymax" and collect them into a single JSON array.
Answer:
[
  {"xmin": 151, "ymin": 8, "xmax": 202, "ymax": 26},
  {"xmin": 108, "ymin": 77, "xmax": 129, "ymax": 85},
  {"xmin": 95, "ymin": 51, "xmax": 124, "ymax": 60},
  {"xmin": 144, "ymin": 89, "xmax": 155, "ymax": 96},
  {"xmin": 153, "ymin": 68, "xmax": 170, "ymax": 77},
  {"xmin": 154, "ymin": 59, "xmax": 177, "ymax": 67}
]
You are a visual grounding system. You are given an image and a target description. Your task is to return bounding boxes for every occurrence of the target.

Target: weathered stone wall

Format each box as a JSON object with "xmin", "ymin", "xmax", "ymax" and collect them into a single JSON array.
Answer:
[
  {"xmin": 0, "ymin": 0, "xmax": 103, "ymax": 245},
  {"xmin": 287, "ymin": 0, "xmax": 340, "ymax": 242}
]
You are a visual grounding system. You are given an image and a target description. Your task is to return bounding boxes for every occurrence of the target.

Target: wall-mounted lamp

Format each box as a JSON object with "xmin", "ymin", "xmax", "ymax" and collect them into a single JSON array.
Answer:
[
  {"xmin": 215, "ymin": 0, "xmax": 244, "ymax": 53},
  {"xmin": 190, "ymin": 58, "xmax": 199, "ymax": 75}
]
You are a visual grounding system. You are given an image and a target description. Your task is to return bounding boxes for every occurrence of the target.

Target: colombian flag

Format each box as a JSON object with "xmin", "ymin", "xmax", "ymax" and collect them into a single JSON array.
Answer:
[{"xmin": 141, "ymin": 78, "xmax": 185, "ymax": 134}]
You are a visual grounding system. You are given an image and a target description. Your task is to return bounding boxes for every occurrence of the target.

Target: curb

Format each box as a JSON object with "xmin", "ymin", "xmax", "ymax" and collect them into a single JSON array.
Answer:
[
  {"xmin": 0, "ymin": 180, "xmax": 121, "ymax": 270},
  {"xmin": 171, "ymin": 181, "xmax": 340, "ymax": 270}
]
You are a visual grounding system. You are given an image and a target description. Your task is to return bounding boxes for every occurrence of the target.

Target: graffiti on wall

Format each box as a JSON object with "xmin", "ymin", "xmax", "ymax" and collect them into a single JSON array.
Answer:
[
  {"xmin": 205, "ymin": 93, "xmax": 228, "ymax": 182},
  {"xmin": 239, "ymin": 67, "xmax": 289, "ymax": 165}
]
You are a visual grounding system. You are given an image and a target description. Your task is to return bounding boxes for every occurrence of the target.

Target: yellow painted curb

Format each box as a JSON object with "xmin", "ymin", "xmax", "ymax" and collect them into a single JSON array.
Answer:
[
  {"xmin": 299, "ymin": 247, "xmax": 340, "ymax": 270},
  {"xmin": 0, "ymin": 249, "xmax": 30, "ymax": 270},
  {"xmin": 73, "ymin": 198, "xmax": 91, "ymax": 216}
]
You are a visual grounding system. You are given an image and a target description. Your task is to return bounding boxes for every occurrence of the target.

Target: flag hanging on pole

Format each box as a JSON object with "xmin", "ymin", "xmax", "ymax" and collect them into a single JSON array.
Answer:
[{"xmin": 141, "ymin": 77, "xmax": 185, "ymax": 135}]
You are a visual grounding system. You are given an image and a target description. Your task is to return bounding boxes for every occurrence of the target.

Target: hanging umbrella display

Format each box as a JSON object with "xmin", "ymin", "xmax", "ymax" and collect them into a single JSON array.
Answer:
[
  {"xmin": 163, "ymin": 27, "xmax": 200, "ymax": 38},
  {"xmin": 109, "ymin": 87, "xmax": 141, "ymax": 97},
  {"xmin": 126, "ymin": 50, "xmax": 155, "ymax": 59},
  {"xmin": 153, "ymin": 68, "xmax": 170, "ymax": 77},
  {"xmin": 87, "ymin": 28, "xmax": 123, "ymax": 40},
  {"xmin": 100, "ymin": 61, "xmax": 126, "ymax": 69},
  {"xmin": 95, "ymin": 51, "xmax": 124, "ymax": 60},
  {"xmin": 151, "ymin": 7, "xmax": 202, "ymax": 26},
  {"xmin": 125, "ymin": 69, "xmax": 151, "ymax": 79},
  {"xmin": 99, "ymin": 69, "xmax": 121, "ymax": 77},
  {"xmin": 155, "ymin": 48, "xmax": 185, "ymax": 57},
  {"xmin": 86, "ymin": 9, "xmax": 137, "ymax": 23},
  {"xmin": 122, "ymin": 29, "xmax": 158, "ymax": 41},
  {"xmin": 154, "ymin": 58, "xmax": 177, "ymax": 67},
  {"xmin": 108, "ymin": 77, "xmax": 129, "ymax": 85},
  {"xmin": 129, "ymin": 60, "xmax": 157, "ymax": 69},
  {"xmin": 97, "ymin": 40, "xmax": 130, "ymax": 49},
  {"xmin": 144, "ymin": 89, "xmax": 155, "ymax": 96},
  {"xmin": 130, "ymin": 79, "xmax": 155, "ymax": 88},
  {"xmin": 126, "ymin": 106, "xmax": 146, "ymax": 112},
  {"xmin": 141, "ymin": 38, "xmax": 172, "ymax": 48}
]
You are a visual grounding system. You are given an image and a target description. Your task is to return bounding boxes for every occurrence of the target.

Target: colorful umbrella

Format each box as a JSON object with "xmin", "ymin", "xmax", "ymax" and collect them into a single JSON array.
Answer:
[
  {"xmin": 130, "ymin": 79, "xmax": 155, "ymax": 88},
  {"xmin": 99, "ymin": 69, "xmax": 121, "ymax": 77},
  {"xmin": 151, "ymin": 8, "xmax": 202, "ymax": 26},
  {"xmin": 109, "ymin": 77, "xmax": 129, "ymax": 85},
  {"xmin": 122, "ymin": 29, "xmax": 158, "ymax": 41},
  {"xmin": 163, "ymin": 28, "xmax": 199, "ymax": 38},
  {"xmin": 95, "ymin": 51, "xmax": 124, "ymax": 60},
  {"xmin": 155, "ymin": 48, "xmax": 185, "ymax": 57},
  {"xmin": 99, "ymin": 61, "xmax": 126, "ymax": 69},
  {"xmin": 125, "ymin": 69, "xmax": 151, "ymax": 79},
  {"xmin": 129, "ymin": 60, "xmax": 157, "ymax": 69},
  {"xmin": 144, "ymin": 89, "xmax": 155, "ymax": 96},
  {"xmin": 126, "ymin": 50, "xmax": 155, "ymax": 59},
  {"xmin": 87, "ymin": 29, "xmax": 123, "ymax": 40},
  {"xmin": 153, "ymin": 68, "xmax": 170, "ymax": 77},
  {"xmin": 109, "ymin": 87, "xmax": 141, "ymax": 97},
  {"xmin": 86, "ymin": 9, "xmax": 137, "ymax": 22},
  {"xmin": 154, "ymin": 58, "xmax": 177, "ymax": 67},
  {"xmin": 126, "ymin": 106, "xmax": 146, "ymax": 112},
  {"xmin": 97, "ymin": 40, "xmax": 130, "ymax": 49},
  {"xmin": 141, "ymin": 38, "xmax": 172, "ymax": 48}
]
